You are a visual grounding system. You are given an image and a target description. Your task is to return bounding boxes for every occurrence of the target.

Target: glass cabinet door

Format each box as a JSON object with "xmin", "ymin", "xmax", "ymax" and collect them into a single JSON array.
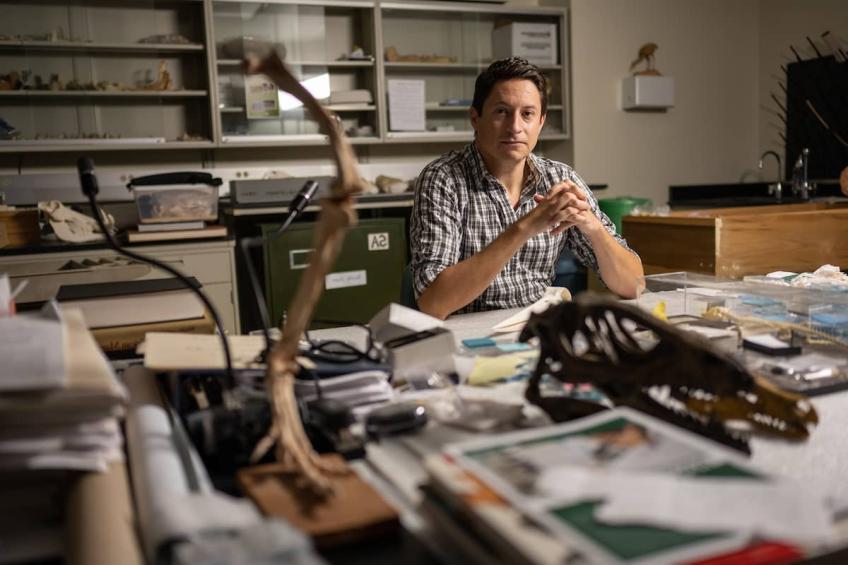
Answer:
[
  {"xmin": 380, "ymin": 3, "xmax": 567, "ymax": 143},
  {"xmin": 212, "ymin": 0, "xmax": 379, "ymax": 146},
  {"xmin": 0, "ymin": 0, "xmax": 213, "ymax": 153}
]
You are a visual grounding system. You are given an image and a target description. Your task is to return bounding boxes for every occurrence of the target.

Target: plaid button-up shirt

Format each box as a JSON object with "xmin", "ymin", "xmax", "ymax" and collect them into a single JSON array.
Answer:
[{"xmin": 410, "ymin": 142, "xmax": 635, "ymax": 314}]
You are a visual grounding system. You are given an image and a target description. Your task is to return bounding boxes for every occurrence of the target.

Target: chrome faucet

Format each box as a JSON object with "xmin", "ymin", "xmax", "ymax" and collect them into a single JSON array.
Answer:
[
  {"xmin": 758, "ymin": 150, "xmax": 782, "ymax": 202},
  {"xmin": 791, "ymin": 148, "xmax": 815, "ymax": 201}
]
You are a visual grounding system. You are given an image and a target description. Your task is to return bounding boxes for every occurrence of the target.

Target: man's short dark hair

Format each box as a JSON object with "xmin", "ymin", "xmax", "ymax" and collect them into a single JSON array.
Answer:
[{"xmin": 472, "ymin": 56, "xmax": 548, "ymax": 116}]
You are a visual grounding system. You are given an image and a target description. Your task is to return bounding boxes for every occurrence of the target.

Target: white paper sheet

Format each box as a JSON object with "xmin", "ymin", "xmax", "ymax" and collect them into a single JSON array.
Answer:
[
  {"xmin": 0, "ymin": 314, "xmax": 65, "ymax": 391},
  {"xmin": 388, "ymin": 79, "xmax": 426, "ymax": 131},
  {"xmin": 294, "ymin": 370, "xmax": 394, "ymax": 408},
  {"xmin": 491, "ymin": 287, "xmax": 571, "ymax": 333},
  {"xmin": 595, "ymin": 472, "xmax": 834, "ymax": 546},
  {"xmin": 535, "ymin": 466, "xmax": 833, "ymax": 546},
  {"xmin": 677, "ymin": 324, "xmax": 738, "ymax": 340}
]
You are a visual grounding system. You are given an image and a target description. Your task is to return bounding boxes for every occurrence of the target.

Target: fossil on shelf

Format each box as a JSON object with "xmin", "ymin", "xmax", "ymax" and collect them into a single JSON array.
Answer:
[
  {"xmin": 137, "ymin": 33, "xmax": 193, "ymax": 45},
  {"xmin": 139, "ymin": 61, "xmax": 174, "ymax": 91},
  {"xmin": 0, "ymin": 60, "xmax": 180, "ymax": 92},
  {"xmin": 175, "ymin": 133, "xmax": 206, "ymax": 142},
  {"xmin": 0, "ymin": 70, "xmax": 27, "ymax": 90},
  {"xmin": 384, "ymin": 46, "xmax": 457, "ymax": 64}
]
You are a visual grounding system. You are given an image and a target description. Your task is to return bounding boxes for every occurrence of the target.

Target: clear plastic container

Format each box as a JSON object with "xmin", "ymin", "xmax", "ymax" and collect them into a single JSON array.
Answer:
[{"xmin": 133, "ymin": 184, "xmax": 219, "ymax": 224}]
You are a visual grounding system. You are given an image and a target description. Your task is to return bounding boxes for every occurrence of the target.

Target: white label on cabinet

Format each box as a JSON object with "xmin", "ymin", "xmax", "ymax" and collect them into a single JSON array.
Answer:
[
  {"xmin": 326, "ymin": 270, "xmax": 367, "ymax": 290},
  {"xmin": 367, "ymin": 232, "xmax": 390, "ymax": 251}
]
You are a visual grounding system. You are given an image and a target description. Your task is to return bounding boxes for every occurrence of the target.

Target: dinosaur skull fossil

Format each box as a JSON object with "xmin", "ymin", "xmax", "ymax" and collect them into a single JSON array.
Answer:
[{"xmin": 519, "ymin": 293, "xmax": 818, "ymax": 452}]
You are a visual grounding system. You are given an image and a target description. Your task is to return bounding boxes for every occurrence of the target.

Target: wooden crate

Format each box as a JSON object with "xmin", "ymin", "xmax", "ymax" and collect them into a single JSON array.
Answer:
[
  {"xmin": 623, "ymin": 202, "xmax": 848, "ymax": 278},
  {"xmin": 0, "ymin": 207, "xmax": 39, "ymax": 248}
]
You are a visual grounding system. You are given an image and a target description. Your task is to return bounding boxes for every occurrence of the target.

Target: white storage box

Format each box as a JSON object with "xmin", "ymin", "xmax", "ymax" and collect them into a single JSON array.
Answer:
[
  {"xmin": 621, "ymin": 75, "xmax": 675, "ymax": 111},
  {"xmin": 492, "ymin": 23, "xmax": 558, "ymax": 65}
]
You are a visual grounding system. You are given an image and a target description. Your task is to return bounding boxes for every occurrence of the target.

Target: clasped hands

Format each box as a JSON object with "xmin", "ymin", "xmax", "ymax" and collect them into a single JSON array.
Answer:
[{"xmin": 521, "ymin": 180, "xmax": 600, "ymax": 237}]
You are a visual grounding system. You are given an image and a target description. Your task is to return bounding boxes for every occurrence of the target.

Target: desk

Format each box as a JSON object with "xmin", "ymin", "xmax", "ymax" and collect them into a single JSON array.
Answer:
[
  {"xmin": 315, "ymin": 306, "xmax": 848, "ymax": 561},
  {"xmin": 119, "ymin": 306, "xmax": 848, "ymax": 563}
]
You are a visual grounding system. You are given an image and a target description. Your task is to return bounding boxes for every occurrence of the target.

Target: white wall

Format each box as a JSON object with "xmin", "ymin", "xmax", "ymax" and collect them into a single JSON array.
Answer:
[
  {"xmin": 568, "ymin": 0, "xmax": 760, "ymax": 205},
  {"xmin": 757, "ymin": 0, "xmax": 848, "ymax": 172}
]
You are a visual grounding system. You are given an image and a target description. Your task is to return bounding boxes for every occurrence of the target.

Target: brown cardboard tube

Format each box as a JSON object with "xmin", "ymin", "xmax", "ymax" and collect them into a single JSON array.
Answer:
[{"xmin": 66, "ymin": 462, "xmax": 143, "ymax": 565}]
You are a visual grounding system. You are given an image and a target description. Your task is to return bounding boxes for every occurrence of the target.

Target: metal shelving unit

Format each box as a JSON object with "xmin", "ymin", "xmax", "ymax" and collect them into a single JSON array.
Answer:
[
  {"xmin": 209, "ymin": 0, "xmax": 381, "ymax": 147},
  {"xmin": 0, "ymin": 0, "xmax": 569, "ymax": 152},
  {"xmin": 0, "ymin": 0, "xmax": 215, "ymax": 152},
  {"xmin": 379, "ymin": 0, "xmax": 570, "ymax": 143}
]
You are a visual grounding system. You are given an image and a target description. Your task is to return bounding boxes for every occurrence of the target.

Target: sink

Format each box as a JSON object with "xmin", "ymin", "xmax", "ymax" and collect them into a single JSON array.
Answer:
[{"xmin": 668, "ymin": 181, "xmax": 845, "ymax": 209}]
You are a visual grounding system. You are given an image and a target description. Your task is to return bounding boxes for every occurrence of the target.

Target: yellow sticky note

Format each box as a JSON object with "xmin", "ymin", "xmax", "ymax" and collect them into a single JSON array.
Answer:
[
  {"xmin": 652, "ymin": 300, "xmax": 667, "ymax": 321},
  {"xmin": 468, "ymin": 351, "xmax": 538, "ymax": 386}
]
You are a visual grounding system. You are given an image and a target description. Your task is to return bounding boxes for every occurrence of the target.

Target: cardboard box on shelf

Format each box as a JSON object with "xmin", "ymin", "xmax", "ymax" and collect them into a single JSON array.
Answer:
[{"xmin": 492, "ymin": 23, "xmax": 557, "ymax": 65}]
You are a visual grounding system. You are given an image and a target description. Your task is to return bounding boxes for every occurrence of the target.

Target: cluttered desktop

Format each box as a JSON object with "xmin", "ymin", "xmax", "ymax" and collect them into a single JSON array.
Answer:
[{"xmin": 6, "ymin": 249, "xmax": 848, "ymax": 564}]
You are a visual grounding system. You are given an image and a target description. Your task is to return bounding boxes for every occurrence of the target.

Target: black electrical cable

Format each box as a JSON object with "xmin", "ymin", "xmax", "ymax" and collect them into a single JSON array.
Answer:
[{"xmin": 76, "ymin": 157, "xmax": 235, "ymax": 388}]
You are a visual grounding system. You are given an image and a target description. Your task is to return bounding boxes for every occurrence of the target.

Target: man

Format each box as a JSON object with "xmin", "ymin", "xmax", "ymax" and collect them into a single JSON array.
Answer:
[{"xmin": 410, "ymin": 57, "xmax": 643, "ymax": 319}]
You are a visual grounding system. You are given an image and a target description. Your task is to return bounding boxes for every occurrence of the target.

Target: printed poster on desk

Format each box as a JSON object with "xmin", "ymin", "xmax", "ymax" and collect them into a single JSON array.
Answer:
[{"xmin": 444, "ymin": 409, "xmax": 783, "ymax": 564}]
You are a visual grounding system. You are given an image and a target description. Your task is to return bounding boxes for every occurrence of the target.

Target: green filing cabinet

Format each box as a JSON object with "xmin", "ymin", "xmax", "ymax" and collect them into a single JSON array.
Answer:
[{"xmin": 262, "ymin": 218, "xmax": 407, "ymax": 328}]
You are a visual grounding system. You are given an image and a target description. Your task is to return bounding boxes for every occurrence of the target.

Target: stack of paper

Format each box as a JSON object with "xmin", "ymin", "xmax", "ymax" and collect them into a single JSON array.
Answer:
[
  {"xmin": 0, "ymin": 307, "xmax": 127, "ymax": 472},
  {"xmin": 294, "ymin": 370, "xmax": 394, "ymax": 412},
  {"xmin": 0, "ymin": 306, "xmax": 128, "ymax": 561}
]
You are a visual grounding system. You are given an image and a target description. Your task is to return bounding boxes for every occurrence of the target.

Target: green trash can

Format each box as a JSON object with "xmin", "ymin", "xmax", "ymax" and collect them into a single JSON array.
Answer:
[{"xmin": 598, "ymin": 197, "xmax": 652, "ymax": 235}]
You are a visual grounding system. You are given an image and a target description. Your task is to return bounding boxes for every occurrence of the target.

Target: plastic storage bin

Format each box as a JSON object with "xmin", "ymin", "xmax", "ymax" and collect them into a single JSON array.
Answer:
[{"xmin": 127, "ymin": 172, "xmax": 222, "ymax": 224}]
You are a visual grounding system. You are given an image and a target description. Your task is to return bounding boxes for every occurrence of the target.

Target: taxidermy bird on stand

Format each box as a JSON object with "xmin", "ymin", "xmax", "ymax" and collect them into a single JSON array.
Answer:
[{"xmin": 630, "ymin": 42, "xmax": 661, "ymax": 75}]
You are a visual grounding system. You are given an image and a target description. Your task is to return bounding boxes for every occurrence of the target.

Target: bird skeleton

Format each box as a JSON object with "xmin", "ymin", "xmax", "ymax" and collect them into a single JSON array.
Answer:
[
  {"xmin": 630, "ymin": 42, "xmax": 661, "ymax": 75},
  {"xmin": 244, "ymin": 50, "xmax": 365, "ymax": 495}
]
